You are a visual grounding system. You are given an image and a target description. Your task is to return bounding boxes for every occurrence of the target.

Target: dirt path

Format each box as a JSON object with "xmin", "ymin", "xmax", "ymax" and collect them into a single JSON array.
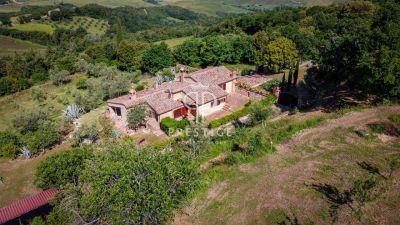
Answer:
[{"xmin": 173, "ymin": 106, "xmax": 400, "ymax": 225}]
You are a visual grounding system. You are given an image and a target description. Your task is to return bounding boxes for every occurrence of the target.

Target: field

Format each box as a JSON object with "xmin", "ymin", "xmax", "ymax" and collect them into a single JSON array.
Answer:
[
  {"xmin": 11, "ymin": 22, "xmax": 55, "ymax": 34},
  {"xmin": 0, "ymin": 0, "xmax": 343, "ymax": 15},
  {"xmin": 0, "ymin": 35, "xmax": 47, "ymax": 56},
  {"xmin": 155, "ymin": 36, "xmax": 192, "ymax": 48},
  {"xmin": 173, "ymin": 106, "xmax": 400, "ymax": 224},
  {"xmin": 45, "ymin": 16, "xmax": 109, "ymax": 35}
]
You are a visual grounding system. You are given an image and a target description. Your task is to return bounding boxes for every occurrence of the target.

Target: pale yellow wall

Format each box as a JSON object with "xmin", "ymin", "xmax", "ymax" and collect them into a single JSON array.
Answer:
[
  {"xmin": 159, "ymin": 110, "xmax": 175, "ymax": 121},
  {"xmin": 225, "ymin": 81, "xmax": 235, "ymax": 93},
  {"xmin": 198, "ymin": 99, "xmax": 225, "ymax": 117}
]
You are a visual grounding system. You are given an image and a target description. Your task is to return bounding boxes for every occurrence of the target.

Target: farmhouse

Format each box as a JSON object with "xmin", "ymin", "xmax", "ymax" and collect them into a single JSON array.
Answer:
[{"xmin": 107, "ymin": 66, "xmax": 237, "ymax": 129}]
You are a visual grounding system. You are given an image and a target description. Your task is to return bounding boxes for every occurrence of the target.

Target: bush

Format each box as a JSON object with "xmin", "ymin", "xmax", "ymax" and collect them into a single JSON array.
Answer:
[
  {"xmin": 208, "ymin": 107, "xmax": 251, "ymax": 129},
  {"xmin": 135, "ymin": 83, "xmax": 145, "ymax": 91},
  {"xmin": 160, "ymin": 117, "xmax": 190, "ymax": 135},
  {"xmin": 76, "ymin": 77, "xmax": 88, "ymax": 89},
  {"xmin": 249, "ymin": 105, "xmax": 274, "ymax": 124},
  {"xmin": 36, "ymin": 147, "xmax": 93, "ymax": 189},
  {"xmin": 50, "ymin": 69, "xmax": 70, "ymax": 86},
  {"xmin": 262, "ymin": 78, "xmax": 281, "ymax": 91},
  {"xmin": 72, "ymin": 122, "xmax": 99, "ymax": 146},
  {"xmin": 208, "ymin": 95, "xmax": 276, "ymax": 129},
  {"xmin": 69, "ymin": 144, "xmax": 199, "ymax": 224},
  {"xmin": 31, "ymin": 87, "xmax": 47, "ymax": 102},
  {"xmin": 31, "ymin": 72, "xmax": 48, "ymax": 83},
  {"xmin": 127, "ymin": 104, "xmax": 149, "ymax": 130},
  {"xmin": 12, "ymin": 109, "xmax": 51, "ymax": 134},
  {"xmin": 0, "ymin": 131, "xmax": 22, "ymax": 158},
  {"xmin": 388, "ymin": 114, "xmax": 400, "ymax": 127},
  {"xmin": 23, "ymin": 124, "xmax": 62, "ymax": 155}
]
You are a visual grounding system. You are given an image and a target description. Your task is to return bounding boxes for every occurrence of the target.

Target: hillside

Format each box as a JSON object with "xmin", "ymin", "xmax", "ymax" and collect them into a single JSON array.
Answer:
[
  {"xmin": 1, "ymin": 0, "xmax": 347, "ymax": 15},
  {"xmin": 174, "ymin": 106, "xmax": 400, "ymax": 224},
  {"xmin": 0, "ymin": 35, "xmax": 46, "ymax": 56}
]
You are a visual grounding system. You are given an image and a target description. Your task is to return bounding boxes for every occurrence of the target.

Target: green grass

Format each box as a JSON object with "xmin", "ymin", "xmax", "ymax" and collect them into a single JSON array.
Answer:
[
  {"xmin": 0, "ymin": 35, "xmax": 47, "ymax": 56},
  {"xmin": 0, "ymin": 74, "xmax": 85, "ymax": 132},
  {"xmin": 155, "ymin": 36, "xmax": 192, "ymax": 48},
  {"xmin": 11, "ymin": 22, "xmax": 55, "ymax": 34},
  {"xmin": 48, "ymin": 16, "xmax": 109, "ymax": 35}
]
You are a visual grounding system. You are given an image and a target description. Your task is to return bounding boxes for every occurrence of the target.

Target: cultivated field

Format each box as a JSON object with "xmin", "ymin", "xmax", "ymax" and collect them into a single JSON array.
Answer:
[
  {"xmin": 155, "ymin": 36, "xmax": 192, "ymax": 48},
  {"xmin": 174, "ymin": 106, "xmax": 400, "ymax": 224},
  {"xmin": 11, "ymin": 22, "xmax": 55, "ymax": 34},
  {"xmin": 0, "ymin": 35, "xmax": 46, "ymax": 56}
]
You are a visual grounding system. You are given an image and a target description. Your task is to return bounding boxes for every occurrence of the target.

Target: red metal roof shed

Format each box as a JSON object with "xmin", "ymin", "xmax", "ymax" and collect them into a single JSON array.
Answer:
[{"xmin": 0, "ymin": 188, "xmax": 58, "ymax": 224}]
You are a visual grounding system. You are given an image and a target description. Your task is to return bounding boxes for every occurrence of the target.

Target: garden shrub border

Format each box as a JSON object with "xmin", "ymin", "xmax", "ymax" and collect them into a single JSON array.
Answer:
[{"xmin": 208, "ymin": 95, "xmax": 276, "ymax": 129}]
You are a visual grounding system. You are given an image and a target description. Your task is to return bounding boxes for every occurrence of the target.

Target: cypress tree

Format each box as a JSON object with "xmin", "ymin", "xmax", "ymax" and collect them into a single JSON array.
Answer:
[
  {"xmin": 287, "ymin": 68, "xmax": 293, "ymax": 91},
  {"xmin": 293, "ymin": 61, "xmax": 300, "ymax": 88},
  {"xmin": 281, "ymin": 72, "xmax": 286, "ymax": 88}
]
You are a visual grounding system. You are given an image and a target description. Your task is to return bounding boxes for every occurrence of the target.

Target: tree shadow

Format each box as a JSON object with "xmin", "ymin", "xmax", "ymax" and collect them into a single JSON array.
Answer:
[
  {"xmin": 310, "ymin": 183, "xmax": 353, "ymax": 222},
  {"xmin": 357, "ymin": 161, "xmax": 387, "ymax": 179}
]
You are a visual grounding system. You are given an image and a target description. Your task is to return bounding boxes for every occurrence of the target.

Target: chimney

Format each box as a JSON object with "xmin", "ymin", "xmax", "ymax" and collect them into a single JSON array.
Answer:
[
  {"xmin": 168, "ymin": 89, "xmax": 172, "ymax": 99},
  {"xmin": 129, "ymin": 89, "xmax": 136, "ymax": 100},
  {"xmin": 179, "ymin": 67, "xmax": 187, "ymax": 82},
  {"xmin": 230, "ymin": 69, "xmax": 238, "ymax": 78}
]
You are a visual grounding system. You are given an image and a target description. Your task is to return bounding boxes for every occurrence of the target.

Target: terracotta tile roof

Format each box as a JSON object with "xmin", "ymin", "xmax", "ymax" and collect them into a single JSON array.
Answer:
[
  {"xmin": 0, "ymin": 188, "xmax": 58, "ymax": 224},
  {"xmin": 188, "ymin": 66, "xmax": 236, "ymax": 85},
  {"xmin": 146, "ymin": 91, "xmax": 185, "ymax": 114},
  {"xmin": 182, "ymin": 83, "xmax": 228, "ymax": 105},
  {"xmin": 237, "ymin": 75, "xmax": 272, "ymax": 88},
  {"xmin": 107, "ymin": 66, "xmax": 235, "ymax": 114}
]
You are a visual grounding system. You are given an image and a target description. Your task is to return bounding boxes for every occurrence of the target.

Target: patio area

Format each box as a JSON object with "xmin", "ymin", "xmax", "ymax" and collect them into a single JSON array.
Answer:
[{"xmin": 204, "ymin": 92, "xmax": 250, "ymax": 123}]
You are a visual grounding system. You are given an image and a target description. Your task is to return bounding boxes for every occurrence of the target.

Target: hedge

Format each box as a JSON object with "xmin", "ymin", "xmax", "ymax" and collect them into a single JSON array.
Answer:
[
  {"xmin": 208, "ymin": 95, "xmax": 276, "ymax": 129},
  {"xmin": 160, "ymin": 117, "xmax": 190, "ymax": 135}
]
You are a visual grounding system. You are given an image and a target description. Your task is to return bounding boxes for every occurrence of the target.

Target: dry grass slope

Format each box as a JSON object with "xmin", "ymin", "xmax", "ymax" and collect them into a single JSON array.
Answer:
[{"xmin": 173, "ymin": 106, "xmax": 400, "ymax": 225}]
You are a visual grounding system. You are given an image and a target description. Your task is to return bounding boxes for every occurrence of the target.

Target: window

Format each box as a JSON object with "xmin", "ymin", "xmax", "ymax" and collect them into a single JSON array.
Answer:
[
  {"xmin": 217, "ymin": 98, "xmax": 226, "ymax": 105},
  {"xmin": 220, "ymin": 83, "xmax": 227, "ymax": 90},
  {"xmin": 112, "ymin": 107, "xmax": 122, "ymax": 116}
]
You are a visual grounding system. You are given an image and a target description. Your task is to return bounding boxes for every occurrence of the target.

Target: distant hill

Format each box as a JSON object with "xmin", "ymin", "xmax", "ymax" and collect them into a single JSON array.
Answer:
[{"xmin": 1, "ymin": 0, "xmax": 347, "ymax": 16}]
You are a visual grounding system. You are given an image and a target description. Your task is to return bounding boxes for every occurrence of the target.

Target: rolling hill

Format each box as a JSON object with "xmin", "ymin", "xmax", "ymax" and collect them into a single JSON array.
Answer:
[{"xmin": 1, "ymin": 0, "xmax": 346, "ymax": 16}]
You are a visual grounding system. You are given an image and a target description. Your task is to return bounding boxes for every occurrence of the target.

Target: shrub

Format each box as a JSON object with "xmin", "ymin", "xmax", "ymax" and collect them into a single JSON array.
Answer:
[
  {"xmin": 208, "ymin": 107, "xmax": 251, "ymax": 129},
  {"xmin": 12, "ymin": 109, "xmax": 51, "ymax": 134},
  {"xmin": 0, "ymin": 131, "xmax": 22, "ymax": 158},
  {"xmin": 262, "ymin": 78, "xmax": 281, "ymax": 91},
  {"xmin": 31, "ymin": 87, "xmax": 47, "ymax": 102},
  {"xmin": 31, "ymin": 72, "xmax": 48, "ymax": 83},
  {"xmin": 36, "ymin": 147, "xmax": 93, "ymax": 189},
  {"xmin": 160, "ymin": 117, "xmax": 190, "ymax": 135},
  {"xmin": 72, "ymin": 122, "xmax": 99, "ymax": 146},
  {"xmin": 208, "ymin": 95, "xmax": 276, "ymax": 129},
  {"xmin": 76, "ymin": 77, "xmax": 88, "ymax": 89},
  {"xmin": 249, "ymin": 105, "xmax": 274, "ymax": 124},
  {"xmin": 135, "ymin": 83, "xmax": 145, "ymax": 91},
  {"xmin": 247, "ymin": 132, "xmax": 270, "ymax": 155},
  {"xmin": 23, "ymin": 124, "xmax": 62, "ymax": 155},
  {"xmin": 69, "ymin": 144, "xmax": 198, "ymax": 224},
  {"xmin": 127, "ymin": 104, "xmax": 149, "ymax": 130},
  {"xmin": 50, "ymin": 69, "xmax": 71, "ymax": 86},
  {"xmin": 388, "ymin": 114, "xmax": 400, "ymax": 127}
]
